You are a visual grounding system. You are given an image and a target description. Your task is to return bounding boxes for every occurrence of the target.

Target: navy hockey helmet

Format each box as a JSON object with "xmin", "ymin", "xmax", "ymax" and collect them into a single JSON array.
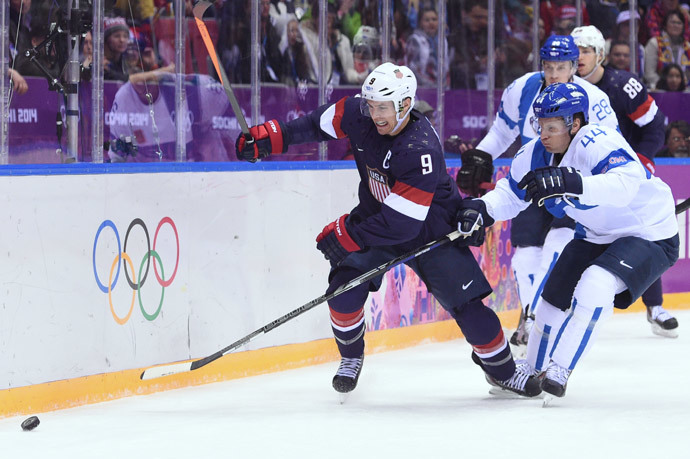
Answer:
[
  {"xmin": 539, "ymin": 35, "xmax": 580, "ymax": 63},
  {"xmin": 533, "ymin": 82, "xmax": 589, "ymax": 128}
]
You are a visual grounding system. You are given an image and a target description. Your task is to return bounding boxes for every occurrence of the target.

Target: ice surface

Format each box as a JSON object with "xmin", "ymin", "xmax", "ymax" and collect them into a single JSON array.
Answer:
[{"xmin": 1, "ymin": 311, "xmax": 689, "ymax": 458}]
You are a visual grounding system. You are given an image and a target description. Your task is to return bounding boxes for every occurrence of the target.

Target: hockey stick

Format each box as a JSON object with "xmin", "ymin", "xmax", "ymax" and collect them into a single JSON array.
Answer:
[
  {"xmin": 140, "ymin": 230, "xmax": 464, "ymax": 380},
  {"xmin": 192, "ymin": 1, "xmax": 250, "ymax": 136},
  {"xmin": 676, "ymin": 197, "xmax": 690, "ymax": 215}
]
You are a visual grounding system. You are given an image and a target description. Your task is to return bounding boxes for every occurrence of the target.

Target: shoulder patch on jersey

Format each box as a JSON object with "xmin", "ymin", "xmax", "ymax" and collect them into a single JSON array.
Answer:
[{"xmin": 591, "ymin": 148, "xmax": 635, "ymax": 175}]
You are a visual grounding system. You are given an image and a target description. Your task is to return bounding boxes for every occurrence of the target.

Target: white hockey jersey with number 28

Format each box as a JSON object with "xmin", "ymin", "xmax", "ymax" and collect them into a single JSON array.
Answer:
[
  {"xmin": 477, "ymin": 72, "xmax": 619, "ymax": 158},
  {"xmin": 482, "ymin": 124, "xmax": 677, "ymax": 244}
]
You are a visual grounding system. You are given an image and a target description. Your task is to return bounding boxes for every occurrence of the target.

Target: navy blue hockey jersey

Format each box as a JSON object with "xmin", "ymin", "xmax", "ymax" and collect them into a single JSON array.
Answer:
[
  {"xmin": 597, "ymin": 67, "xmax": 665, "ymax": 158},
  {"xmin": 284, "ymin": 96, "xmax": 461, "ymax": 251}
]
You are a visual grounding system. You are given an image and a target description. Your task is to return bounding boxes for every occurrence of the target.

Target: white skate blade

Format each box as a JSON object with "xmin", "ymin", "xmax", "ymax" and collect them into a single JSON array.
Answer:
[
  {"xmin": 542, "ymin": 393, "xmax": 555, "ymax": 407},
  {"xmin": 488, "ymin": 387, "xmax": 544, "ymax": 399},
  {"xmin": 338, "ymin": 392, "xmax": 350, "ymax": 404},
  {"xmin": 650, "ymin": 323, "xmax": 679, "ymax": 339}
]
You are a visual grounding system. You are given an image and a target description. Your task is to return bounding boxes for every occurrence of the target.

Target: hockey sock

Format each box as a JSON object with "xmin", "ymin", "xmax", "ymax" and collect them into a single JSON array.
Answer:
[
  {"xmin": 529, "ymin": 228, "xmax": 573, "ymax": 316},
  {"xmin": 456, "ymin": 299, "xmax": 514, "ymax": 381},
  {"xmin": 526, "ymin": 299, "xmax": 567, "ymax": 372},
  {"xmin": 326, "ymin": 269, "xmax": 369, "ymax": 358},
  {"xmin": 549, "ymin": 265, "xmax": 622, "ymax": 370},
  {"xmin": 329, "ymin": 307, "xmax": 365, "ymax": 358}
]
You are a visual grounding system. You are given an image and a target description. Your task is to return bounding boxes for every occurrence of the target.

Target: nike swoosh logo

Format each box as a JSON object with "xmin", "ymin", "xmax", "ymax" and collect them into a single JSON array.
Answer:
[
  {"xmin": 462, "ymin": 280, "xmax": 473, "ymax": 290},
  {"xmin": 619, "ymin": 260, "xmax": 633, "ymax": 269}
]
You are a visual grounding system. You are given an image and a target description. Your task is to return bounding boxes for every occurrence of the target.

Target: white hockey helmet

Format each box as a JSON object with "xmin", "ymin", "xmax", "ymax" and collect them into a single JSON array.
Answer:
[
  {"xmin": 571, "ymin": 25, "xmax": 606, "ymax": 62},
  {"xmin": 360, "ymin": 62, "xmax": 417, "ymax": 126}
]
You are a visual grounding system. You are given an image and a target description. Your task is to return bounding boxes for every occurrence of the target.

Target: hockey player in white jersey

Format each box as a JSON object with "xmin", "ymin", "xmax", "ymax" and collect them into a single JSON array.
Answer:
[
  {"xmin": 456, "ymin": 82, "xmax": 679, "ymax": 401},
  {"xmin": 457, "ymin": 35, "xmax": 620, "ymax": 350}
]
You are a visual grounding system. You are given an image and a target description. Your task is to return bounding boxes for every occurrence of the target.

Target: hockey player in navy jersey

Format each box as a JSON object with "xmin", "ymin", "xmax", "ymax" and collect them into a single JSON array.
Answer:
[
  {"xmin": 456, "ymin": 36, "xmax": 620, "ymax": 350},
  {"xmin": 457, "ymin": 83, "xmax": 679, "ymax": 401},
  {"xmin": 235, "ymin": 62, "xmax": 542, "ymax": 398},
  {"xmin": 571, "ymin": 25, "xmax": 679, "ymax": 338}
]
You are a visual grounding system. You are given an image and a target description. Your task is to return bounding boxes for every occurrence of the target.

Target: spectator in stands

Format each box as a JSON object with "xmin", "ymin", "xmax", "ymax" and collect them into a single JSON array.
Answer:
[
  {"xmin": 352, "ymin": 25, "xmax": 381, "ymax": 80},
  {"xmin": 449, "ymin": 0, "xmax": 497, "ymax": 89},
  {"xmin": 405, "ymin": 7, "xmax": 450, "ymax": 87},
  {"xmin": 218, "ymin": 0, "xmax": 282, "ymax": 83},
  {"xmin": 80, "ymin": 31, "xmax": 93, "ymax": 81},
  {"xmin": 113, "ymin": 0, "xmax": 156, "ymax": 22},
  {"xmin": 607, "ymin": 40, "xmax": 634, "ymax": 71},
  {"xmin": 552, "ymin": 4, "xmax": 578, "ymax": 36},
  {"xmin": 279, "ymin": 15, "xmax": 314, "ymax": 85},
  {"xmin": 13, "ymin": 18, "xmax": 62, "ymax": 84},
  {"xmin": 391, "ymin": 0, "xmax": 413, "ymax": 64},
  {"xmin": 644, "ymin": 8, "xmax": 690, "ymax": 89},
  {"xmin": 644, "ymin": 0, "xmax": 690, "ymax": 42},
  {"xmin": 655, "ymin": 62, "xmax": 689, "ymax": 90},
  {"xmin": 605, "ymin": 10, "xmax": 645, "ymax": 78},
  {"xmin": 8, "ymin": 0, "xmax": 31, "ymax": 95},
  {"xmin": 336, "ymin": 0, "xmax": 361, "ymax": 42},
  {"xmin": 657, "ymin": 120, "xmax": 690, "ymax": 156},
  {"xmin": 104, "ymin": 17, "xmax": 132, "ymax": 82},
  {"xmin": 587, "ymin": 0, "xmax": 621, "ymax": 39},
  {"xmin": 540, "ymin": 0, "xmax": 589, "ymax": 37},
  {"xmin": 299, "ymin": 0, "xmax": 366, "ymax": 85}
]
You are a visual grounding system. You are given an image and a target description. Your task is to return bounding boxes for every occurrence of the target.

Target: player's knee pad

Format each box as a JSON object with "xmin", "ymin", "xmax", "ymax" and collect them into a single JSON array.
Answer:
[{"xmin": 572, "ymin": 264, "xmax": 625, "ymax": 315}]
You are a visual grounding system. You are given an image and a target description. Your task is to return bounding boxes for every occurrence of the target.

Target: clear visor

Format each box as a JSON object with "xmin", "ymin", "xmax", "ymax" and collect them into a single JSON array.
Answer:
[
  {"xmin": 360, "ymin": 98, "xmax": 397, "ymax": 118},
  {"xmin": 534, "ymin": 117, "xmax": 570, "ymax": 136}
]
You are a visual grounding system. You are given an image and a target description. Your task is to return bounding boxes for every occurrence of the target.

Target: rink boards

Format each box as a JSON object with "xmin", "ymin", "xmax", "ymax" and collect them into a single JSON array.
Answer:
[{"xmin": 0, "ymin": 160, "xmax": 688, "ymax": 418}]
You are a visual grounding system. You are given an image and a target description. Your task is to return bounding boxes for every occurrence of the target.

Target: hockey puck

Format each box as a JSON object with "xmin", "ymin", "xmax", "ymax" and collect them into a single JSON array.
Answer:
[{"xmin": 21, "ymin": 416, "xmax": 40, "ymax": 431}]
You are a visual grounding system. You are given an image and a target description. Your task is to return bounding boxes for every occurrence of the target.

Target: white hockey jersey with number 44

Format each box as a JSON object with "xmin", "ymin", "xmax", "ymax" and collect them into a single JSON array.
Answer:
[{"xmin": 481, "ymin": 124, "xmax": 677, "ymax": 244}]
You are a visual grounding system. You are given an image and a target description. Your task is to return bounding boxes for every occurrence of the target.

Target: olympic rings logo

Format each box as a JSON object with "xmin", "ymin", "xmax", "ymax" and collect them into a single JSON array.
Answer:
[{"xmin": 92, "ymin": 217, "xmax": 179, "ymax": 324}]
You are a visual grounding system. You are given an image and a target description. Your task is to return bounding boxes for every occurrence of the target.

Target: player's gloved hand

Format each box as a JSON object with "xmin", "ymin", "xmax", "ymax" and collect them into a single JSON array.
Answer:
[
  {"xmin": 455, "ymin": 198, "xmax": 494, "ymax": 247},
  {"xmin": 636, "ymin": 152, "xmax": 655, "ymax": 175},
  {"xmin": 518, "ymin": 166, "xmax": 583, "ymax": 206},
  {"xmin": 456, "ymin": 149, "xmax": 494, "ymax": 197},
  {"xmin": 235, "ymin": 119, "xmax": 288, "ymax": 163},
  {"xmin": 316, "ymin": 214, "xmax": 363, "ymax": 264}
]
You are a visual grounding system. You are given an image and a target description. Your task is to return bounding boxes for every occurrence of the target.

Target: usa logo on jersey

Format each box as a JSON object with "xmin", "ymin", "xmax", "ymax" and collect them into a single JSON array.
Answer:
[{"xmin": 367, "ymin": 166, "xmax": 391, "ymax": 203}]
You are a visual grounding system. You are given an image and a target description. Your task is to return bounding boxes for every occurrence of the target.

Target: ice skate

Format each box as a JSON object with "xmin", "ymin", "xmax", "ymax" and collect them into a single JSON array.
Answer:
[
  {"xmin": 332, "ymin": 355, "xmax": 364, "ymax": 400},
  {"xmin": 484, "ymin": 358, "xmax": 542, "ymax": 398},
  {"xmin": 509, "ymin": 307, "xmax": 534, "ymax": 347},
  {"xmin": 541, "ymin": 361, "xmax": 571, "ymax": 407},
  {"xmin": 647, "ymin": 306, "xmax": 679, "ymax": 338}
]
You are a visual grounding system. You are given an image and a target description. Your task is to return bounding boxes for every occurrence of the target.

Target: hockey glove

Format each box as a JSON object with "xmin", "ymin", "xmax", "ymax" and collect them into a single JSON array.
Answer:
[
  {"xmin": 235, "ymin": 119, "xmax": 288, "ymax": 163},
  {"xmin": 455, "ymin": 198, "xmax": 494, "ymax": 247},
  {"xmin": 316, "ymin": 214, "xmax": 363, "ymax": 264},
  {"xmin": 456, "ymin": 149, "xmax": 494, "ymax": 197},
  {"xmin": 518, "ymin": 166, "xmax": 583, "ymax": 207}
]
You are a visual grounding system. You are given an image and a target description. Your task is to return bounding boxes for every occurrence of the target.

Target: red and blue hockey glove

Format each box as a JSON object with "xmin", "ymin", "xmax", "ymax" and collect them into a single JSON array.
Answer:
[
  {"xmin": 456, "ymin": 149, "xmax": 494, "ymax": 197},
  {"xmin": 518, "ymin": 166, "xmax": 583, "ymax": 207},
  {"xmin": 235, "ymin": 119, "xmax": 288, "ymax": 162},
  {"xmin": 316, "ymin": 214, "xmax": 362, "ymax": 264},
  {"xmin": 455, "ymin": 198, "xmax": 494, "ymax": 247}
]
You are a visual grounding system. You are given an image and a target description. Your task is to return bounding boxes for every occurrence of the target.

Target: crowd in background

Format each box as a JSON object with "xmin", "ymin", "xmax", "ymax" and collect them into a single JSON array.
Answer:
[{"xmin": 6, "ymin": 0, "xmax": 690, "ymax": 158}]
